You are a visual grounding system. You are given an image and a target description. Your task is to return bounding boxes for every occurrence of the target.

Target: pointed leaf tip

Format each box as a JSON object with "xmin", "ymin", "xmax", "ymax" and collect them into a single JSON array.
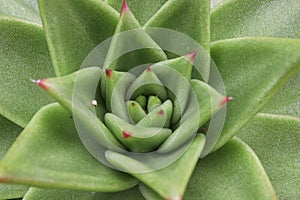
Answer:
[
  {"xmin": 120, "ymin": 0, "xmax": 130, "ymax": 16},
  {"xmin": 122, "ymin": 130, "xmax": 132, "ymax": 139},
  {"xmin": 31, "ymin": 79, "xmax": 48, "ymax": 90},
  {"xmin": 158, "ymin": 109, "xmax": 164, "ymax": 115},
  {"xmin": 220, "ymin": 96, "xmax": 233, "ymax": 106},
  {"xmin": 186, "ymin": 49, "xmax": 199, "ymax": 63},
  {"xmin": 106, "ymin": 69, "xmax": 112, "ymax": 77},
  {"xmin": 146, "ymin": 66, "xmax": 152, "ymax": 72}
]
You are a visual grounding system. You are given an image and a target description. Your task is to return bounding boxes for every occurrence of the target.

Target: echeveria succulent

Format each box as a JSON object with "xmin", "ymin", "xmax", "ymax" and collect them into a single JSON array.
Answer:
[{"xmin": 0, "ymin": 0, "xmax": 299, "ymax": 200}]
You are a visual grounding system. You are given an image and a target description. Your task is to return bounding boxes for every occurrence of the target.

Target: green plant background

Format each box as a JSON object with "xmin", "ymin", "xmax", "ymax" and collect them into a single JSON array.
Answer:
[{"xmin": 0, "ymin": 0, "xmax": 299, "ymax": 199}]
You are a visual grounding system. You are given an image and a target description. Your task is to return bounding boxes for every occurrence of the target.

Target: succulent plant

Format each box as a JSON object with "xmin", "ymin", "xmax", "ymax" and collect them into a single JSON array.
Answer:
[{"xmin": 0, "ymin": 0, "xmax": 299, "ymax": 199}]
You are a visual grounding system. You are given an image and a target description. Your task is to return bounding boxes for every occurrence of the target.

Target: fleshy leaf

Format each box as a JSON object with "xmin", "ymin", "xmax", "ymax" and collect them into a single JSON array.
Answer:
[
  {"xmin": 137, "ymin": 100, "xmax": 173, "ymax": 128},
  {"xmin": 0, "ymin": 115, "xmax": 28, "ymax": 199},
  {"xmin": 145, "ymin": 0, "xmax": 210, "ymax": 52},
  {"xmin": 150, "ymin": 64, "xmax": 213, "ymax": 152},
  {"xmin": 191, "ymin": 79, "xmax": 227, "ymax": 127},
  {"xmin": 0, "ymin": 103, "xmax": 137, "ymax": 192},
  {"xmin": 140, "ymin": 138, "xmax": 277, "ymax": 200},
  {"xmin": 262, "ymin": 72, "xmax": 300, "ymax": 116},
  {"xmin": 101, "ymin": 69, "xmax": 135, "ymax": 117},
  {"xmin": 127, "ymin": 100, "xmax": 146, "ymax": 123},
  {"xmin": 106, "ymin": 134, "xmax": 205, "ymax": 199},
  {"xmin": 147, "ymin": 96, "xmax": 162, "ymax": 112},
  {"xmin": 105, "ymin": 113, "xmax": 172, "ymax": 153},
  {"xmin": 0, "ymin": 0, "xmax": 41, "ymax": 24},
  {"xmin": 212, "ymin": 37, "xmax": 300, "ymax": 151},
  {"xmin": 32, "ymin": 67, "xmax": 125, "ymax": 150},
  {"xmin": 211, "ymin": 0, "xmax": 300, "ymax": 41},
  {"xmin": 0, "ymin": 17, "xmax": 55, "ymax": 127},
  {"xmin": 38, "ymin": 0, "xmax": 119, "ymax": 76},
  {"xmin": 24, "ymin": 186, "xmax": 145, "ymax": 200},
  {"xmin": 238, "ymin": 113, "xmax": 300, "ymax": 199},
  {"xmin": 107, "ymin": 0, "xmax": 168, "ymax": 25},
  {"xmin": 126, "ymin": 67, "xmax": 168, "ymax": 101},
  {"xmin": 135, "ymin": 95, "xmax": 147, "ymax": 110},
  {"xmin": 105, "ymin": 1, "xmax": 167, "ymax": 72}
]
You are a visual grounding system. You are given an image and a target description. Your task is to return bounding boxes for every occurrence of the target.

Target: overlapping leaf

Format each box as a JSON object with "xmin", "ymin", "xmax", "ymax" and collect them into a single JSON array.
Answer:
[
  {"xmin": 211, "ymin": 37, "xmax": 300, "ymax": 151},
  {"xmin": 0, "ymin": 115, "xmax": 28, "ymax": 199},
  {"xmin": 38, "ymin": 0, "xmax": 119, "ymax": 76},
  {"xmin": 140, "ymin": 138, "xmax": 277, "ymax": 200},
  {"xmin": 238, "ymin": 113, "xmax": 300, "ymax": 199},
  {"xmin": 0, "ymin": 103, "xmax": 137, "ymax": 192},
  {"xmin": 0, "ymin": 17, "xmax": 55, "ymax": 127}
]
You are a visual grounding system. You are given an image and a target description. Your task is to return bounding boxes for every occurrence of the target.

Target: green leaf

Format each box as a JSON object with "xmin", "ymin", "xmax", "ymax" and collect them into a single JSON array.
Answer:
[
  {"xmin": 238, "ymin": 113, "xmax": 300, "ymax": 199},
  {"xmin": 147, "ymin": 96, "xmax": 162, "ymax": 112},
  {"xmin": 0, "ymin": 0, "xmax": 41, "ymax": 24},
  {"xmin": 140, "ymin": 138, "xmax": 277, "ymax": 200},
  {"xmin": 212, "ymin": 37, "xmax": 300, "ymax": 151},
  {"xmin": 106, "ymin": 134, "xmax": 206, "ymax": 199},
  {"xmin": 33, "ymin": 67, "xmax": 125, "ymax": 150},
  {"xmin": 127, "ymin": 100, "xmax": 146, "ymax": 123},
  {"xmin": 105, "ymin": 113, "xmax": 172, "ymax": 153},
  {"xmin": 23, "ymin": 186, "xmax": 145, "ymax": 200},
  {"xmin": 126, "ymin": 68, "xmax": 168, "ymax": 101},
  {"xmin": 38, "ymin": 0, "xmax": 119, "ymax": 76},
  {"xmin": 261, "ymin": 72, "xmax": 300, "ymax": 116},
  {"xmin": 137, "ymin": 100, "xmax": 173, "ymax": 128},
  {"xmin": 145, "ymin": 0, "xmax": 211, "ymax": 51},
  {"xmin": 104, "ymin": 1, "xmax": 167, "ymax": 72},
  {"xmin": 0, "ymin": 17, "xmax": 55, "ymax": 127},
  {"xmin": 23, "ymin": 187, "xmax": 95, "ymax": 200},
  {"xmin": 0, "ymin": 103, "xmax": 138, "ymax": 192},
  {"xmin": 211, "ymin": 0, "xmax": 300, "ymax": 41},
  {"xmin": 0, "ymin": 115, "xmax": 28, "ymax": 199},
  {"xmin": 107, "ymin": 0, "xmax": 168, "ymax": 25},
  {"xmin": 101, "ymin": 69, "xmax": 135, "ymax": 121}
]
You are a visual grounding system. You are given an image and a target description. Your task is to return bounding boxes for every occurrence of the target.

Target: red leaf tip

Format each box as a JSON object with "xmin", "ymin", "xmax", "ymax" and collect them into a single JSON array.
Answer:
[
  {"xmin": 186, "ymin": 49, "xmax": 199, "ymax": 63},
  {"xmin": 220, "ymin": 96, "xmax": 233, "ymax": 106},
  {"xmin": 120, "ymin": 0, "xmax": 130, "ymax": 16},
  {"xmin": 122, "ymin": 130, "xmax": 132, "ymax": 139},
  {"xmin": 146, "ymin": 66, "xmax": 152, "ymax": 72},
  {"xmin": 31, "ymin": 79, "xmax": 48, "ymax": 90},
  {"xmin": 158, "ymin": 109, "xmax": 164, "ymax": 115},
  {"xmin": 105, "ymin": 69, "xmax": 112, "ymax": 77}
]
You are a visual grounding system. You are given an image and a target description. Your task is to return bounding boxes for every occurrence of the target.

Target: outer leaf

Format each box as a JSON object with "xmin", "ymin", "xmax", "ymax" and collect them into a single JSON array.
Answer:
[
  {"xmin": 212, "ymin": 37, "xmax": 300, "ymax": 151},
  {"xmin": 261, "ymin": 72, "xmax": 300, "ymax": 116},
  {"xmin": 0, "ymin": 0, "xmax": 41, "ymax": 24},
  {"xmin": 238, "ymin": 113, "xmax": 300, "ymax": 199},
  {"xmin": 33, "ymin": 67, "xmax": 127, "ymax": 151},
  {"xmin": 211, "ymin": 0, "xmax": 300, "ymax": 41},
  {"xmin": 104, "ymin": 2, "xmax": 167, "ymax": 72},
  {"xmin": 0, "ymin": 103, "xmax": 137, "ymax": 192},
  {"xmin": 38, "ymin": 0, "xmax": 119, "ymax": 76},
  {"xmin": 0, "ymin": 115, "xmax": 28, "ymax": 199},
  {"xmin": 106, "ymin": 134, "xmax": 206, "ymax": 199},
  {"xmin": 145, "ymin": 0, "xmax": 210, "ymax": 52},
  {"xmin": 0, "ymin": 17, "xmax": 55, "ymax": 127},
  {"xmin": 140, "ymin": 138, "xmax": 277, "ymax": 200},
  {"xmin": 107, "ymin": 0, "xmax": 168, "ymax": 25},
  {"xmin": 23, "ymin": 187, "xmax": 145, "ymax": 200}
]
